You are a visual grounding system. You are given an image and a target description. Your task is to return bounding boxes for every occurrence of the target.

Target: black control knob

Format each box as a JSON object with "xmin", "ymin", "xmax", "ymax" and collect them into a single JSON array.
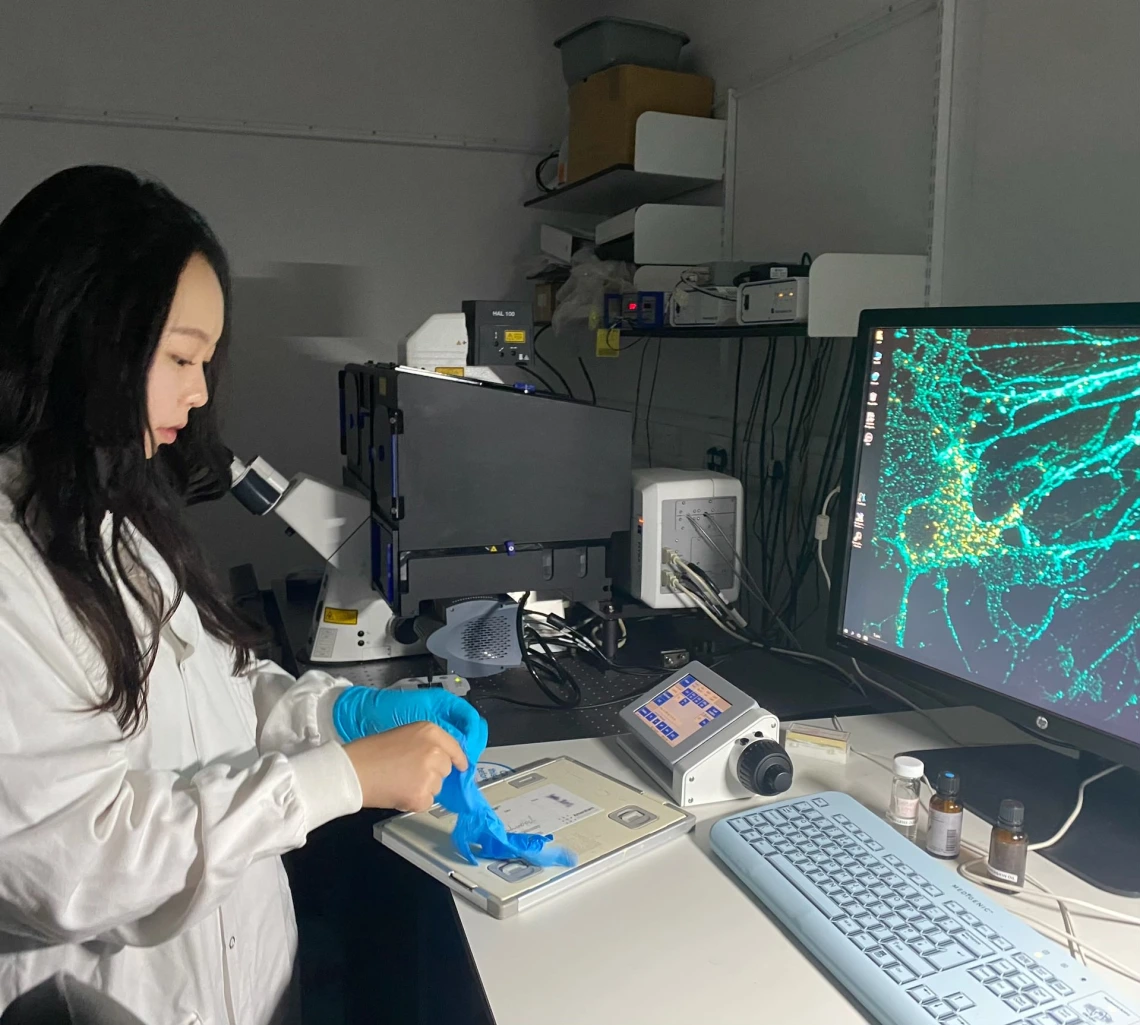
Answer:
[{"xmin": 736, "ymin": 739, "xmax": 794, "ymax": 796}]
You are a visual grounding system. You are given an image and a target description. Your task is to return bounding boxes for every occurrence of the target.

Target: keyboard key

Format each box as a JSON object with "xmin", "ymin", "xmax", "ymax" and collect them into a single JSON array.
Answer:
[
  {"xmin": 1005, "ymin": 993, "xmax": 1034, "ymax": 1014},
  {"xmin": 924, "ymin": 999, "xmax": 953, "ymax": 1018},
  {"xmin": 901, "ymin": 908, "xmax": 925, "ymax": 924},
  {"xmin": 896, "ymin": 925, "xmax": 921, "ymax": 944},
  {"xmin": 920, "ymin": 920, "xmax": 943, "ymax": 936},
  {"xmin": 884, "ymin": 939, "xmax": 935, "ymax": 979},
  {"xmin": 991, "ymin": 959, "xmax": 1015, "ymax": 976},
  {"xmin": 886, "ymin": 896, "xmax": 908, "ymax": 911},
  {"xmin": 794, "ymin": 801, "xmax": 813, "ymax": 813},
  {"xmin": 885, "ymin": 855, "xmax": 903, "ymax": 867},
  {"xmin": 946, "ymin": 993, "xmax": 975, "ymax": 1012},
  {"xmin": 914, "ymin": 897, "xmax": 935, "ymax": 911},
  {"xmin": 1024, "ymin": 986, "xmax": 1051, "ymax": 1006},
  {"xmin": 956, "ymin": 929, "xmax": 993, "ymax": 958},
  {"xmin": 927, "ymin": 931, "xmax": 954, "ymax": 948},
  {"xmin": 886, "ymin": 964, "xmax": 916, "ymax": 985},
  {"xmin": 992, "ymin": 936, "xmax": 1015, "ymax": 951},
  {"xmin": 899, "ymin": 885, "xmax": 920, "ymax": 899},
  {"xmin": 767, "ymin": 855, "xmax": 843, "ymax": 919},
  {"xmin": 924, "ymin": 942, "xmax": 974, "ymax": 972},
  {"xmin": 870, "ymin": 924, "xmax": 893, "ymax": 943},
  {"xmin": 909, "ymin": 986, "xmax": 937, "ymax": 1004},
  {"xmin": 865, "ymin": 840, "xmax": 885, "ymax": 851},
  {"xmin": 1049, "ymin": 981, "xmax": 1074, "ymax": 998},
  {"xmin": 834, "ymin": 917, "xmax": 860, "ymax": 935},
  {"xmin": 1030, "ymin": 966, "xmax": 1053, "ymax": 982},
  {"xmin": 1013, "ymin": 953, "xmax": 1036, "ymax": 967},
  {"xmin": 870, "ymin": 884, "xmax": 892, "ymax": 899},
  {"xmin": 961, "ymin": 912, "xmax": 983, "ymax": 929},
  {"xmin": 1008, "ymin": 972, "xmax": 1033, "ymax": 989},
  {"xmin": 1028, "ymin": 1015, "xmax": 1054, "ymax": 1025},
  {"xmin": 850, "ymin": 932, "xmax": 877, "ymax": 951},
  {"xmin": 922, "ymin": 884, "xmax": 944, "ymax": 897},
  {"xmin": 969, "ymin": 965, "xmax": 998, "ymax": 983},
  {"xmin": 763, "ymin": 810, "xmax": 787, "ymax": 826},
  {"xmin": 942, "ymin": 1018, "xmax": 968, "ymax": 1025},
  {"xmin": 987, "ymin": 979, "xmax": 1017, "ymax": 999},
  {"xmin": 820, "ymin": 883, "xmax": 845, "ymax": 899},
  {"xmin": 1050, "ymin": 1008, "xmax": 1081, "ymax": 1024},
  {"xmin": 867, "ymin": 947, "xmax": 896, "ymax": 968},
  {"xmin": 812, "ymin": 797, "xmax": 828, "ymax": 807},
  {"xmin": 976, "ymin": 924, "xmax": 998, "ymax": 940},
  {"xmin": 882, "ymin": 913, "xmax": 907, "ymax": 931},
  {"xmin": 741, "ymin": 830, "xmax": 760, "ymax": 842},
  {"xmin": 945, "ymin": 902, "xmax": 966, "ymax": 915},
  {"xmin": 730, "ymin": 817, "xmax": 751, "ymax": 832},
  {"xmin": 910, "ymin": 937, "xmax": 937, "ymax": 956},
  {"xmin": 751, "ymin": 840, "xmax": 777, "ymax": 857},
  {"xmin": 833, "ymin": 814, "xmax": 851, "ymax": 824},
  {"xmin": 867, "ymin": 902, "xmax": 891, "ymax": 919}
]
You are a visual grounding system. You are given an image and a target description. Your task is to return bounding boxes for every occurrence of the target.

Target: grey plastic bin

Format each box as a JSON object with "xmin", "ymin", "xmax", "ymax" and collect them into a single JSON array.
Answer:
[{"xmin": 554, "ymin": 17, "xmax": 690, "ymax": 85}]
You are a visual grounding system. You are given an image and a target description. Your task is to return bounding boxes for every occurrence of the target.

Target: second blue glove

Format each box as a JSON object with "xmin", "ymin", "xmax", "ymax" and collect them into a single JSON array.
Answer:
[{"xmin": 332, "ymin": 685, "xmax": 482, "ymax": 748}]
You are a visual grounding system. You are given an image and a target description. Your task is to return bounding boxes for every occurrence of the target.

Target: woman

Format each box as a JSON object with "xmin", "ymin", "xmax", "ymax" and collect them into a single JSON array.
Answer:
[{"xmin": 0, "ymin": 165, "xmax": 470, "ymax": 1024}]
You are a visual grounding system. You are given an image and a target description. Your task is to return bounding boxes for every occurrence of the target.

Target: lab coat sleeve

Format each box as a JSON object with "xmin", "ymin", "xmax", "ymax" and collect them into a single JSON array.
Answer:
[
  {"xmin": 0, "ymin": 592, "xmax": 358, "ymax": 949},
  {"xmin": 245, "ymin": 659, "xmax": 354, "ymax": 755}
]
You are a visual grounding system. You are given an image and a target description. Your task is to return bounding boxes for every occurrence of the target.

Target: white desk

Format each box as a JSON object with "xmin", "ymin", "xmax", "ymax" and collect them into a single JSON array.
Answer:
[{"xmin": 453, "ymin": 708, "xmax": 1140, "ymax": 1024}]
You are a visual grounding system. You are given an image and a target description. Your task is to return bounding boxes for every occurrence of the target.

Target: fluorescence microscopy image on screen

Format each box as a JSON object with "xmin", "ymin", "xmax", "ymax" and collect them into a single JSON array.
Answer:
[{"xmin": 845, "ymin": 324, "xmax": 1140, "ymax": 744}]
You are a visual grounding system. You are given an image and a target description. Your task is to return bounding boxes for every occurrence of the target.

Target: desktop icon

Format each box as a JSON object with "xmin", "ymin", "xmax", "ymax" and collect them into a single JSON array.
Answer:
[
  {"xmin": 865, "ymin": 412, "xmax": 876, "ymax": 426},
  {"xmin": 872, "ymin": 351, "xmax": 883, "ymax": 365},
  {"xmin": 856, "ymin": 492, "xmax": 867, "ymax": 506},
  {"xmin": 870, "ymin": 372, "xmax": 881, "ymax": 383},
  {"xmin": 854, "ymin": 512, "xmax": 864, "ymax": 527},
  {"xmin": 863, "ymin": 432, "xmax": 874, "ymax": 446},
  {"xmin": 874, "ymin": 330, "xmax": 884, "ymax": 342},
  {"xmin": 868, "ymin": 391, "xmax": 878, "ymax": 404},
  {"xmin": 853, "ymin": 531, "xmax": 863, "ymax": 543}
]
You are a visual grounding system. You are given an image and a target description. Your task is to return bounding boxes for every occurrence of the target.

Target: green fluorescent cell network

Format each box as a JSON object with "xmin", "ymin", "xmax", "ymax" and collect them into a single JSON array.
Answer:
[{"xmin": 872, "ymin": 325, "xmax": 1140, "ymax": 725}]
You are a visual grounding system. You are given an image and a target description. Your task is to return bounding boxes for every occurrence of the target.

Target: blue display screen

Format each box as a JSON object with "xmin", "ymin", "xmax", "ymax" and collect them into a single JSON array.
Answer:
[{"xmin": 634, "ymin": 674, "xmax": 730, "ymax": 747}]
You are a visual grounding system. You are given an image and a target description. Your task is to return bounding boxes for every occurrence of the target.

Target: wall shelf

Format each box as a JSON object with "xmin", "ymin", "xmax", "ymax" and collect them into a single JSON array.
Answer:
[
  {"xmin": 615, "ymin": 323, "xmax": 809, "ymax": 339},
  {"xmin": 524, "ymin": 165, "xmax": 718, "ymax": 216}
]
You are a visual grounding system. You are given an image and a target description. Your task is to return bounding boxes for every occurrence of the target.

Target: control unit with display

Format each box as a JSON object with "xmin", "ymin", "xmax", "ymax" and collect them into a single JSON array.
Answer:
[{"xmin": 616, "ymin": 661, "xmax": 793, "ymax": 807}]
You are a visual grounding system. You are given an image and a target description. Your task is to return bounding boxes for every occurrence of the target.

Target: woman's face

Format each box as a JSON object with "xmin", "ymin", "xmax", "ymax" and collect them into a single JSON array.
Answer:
[{"xmin": 145, "ymin": 253, "xmax": 224, "ymax": 457}]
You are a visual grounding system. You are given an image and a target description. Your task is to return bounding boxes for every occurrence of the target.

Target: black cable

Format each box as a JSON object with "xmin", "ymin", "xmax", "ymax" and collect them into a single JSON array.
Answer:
[
  {"xmin": 729, "ymin": 337, "xmax": 744, "ymax": 476},
  {"xmin": 644, "ymin": 340, "xmax": 663, "ymax": 466},
  {"xmin": 534, "ymin": 150, "xmax": 559, "ymax": 194},
  {"xmin": 631, "ymin": 338, "xmax": 653, "ymax": 444},
  {"xmin": 516, "ymin": 364, "xmax": 556, "ymax": 394},
  {"xmin": 577, "ymin": 356, "xmax": 597, "ymax": 405},
  {"xmin": 532, "ymin": 324, "xmax": 574, "ymax": 398},
  {"xmin": 514, "ymin": 592, "xmax": 580, "ymax": 707}
]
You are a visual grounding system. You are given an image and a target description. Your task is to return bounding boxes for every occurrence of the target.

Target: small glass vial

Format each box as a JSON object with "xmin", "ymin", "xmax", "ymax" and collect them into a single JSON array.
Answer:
[
  {"xmin": 886, "ymin": 755, "xmax": 924, "ymax": 842},
  {"xmin": 988, "ymin": 799, "xmax": 1028, "ymax": 889},
  {"xmin": 926, "ymin": 770, "xmax": 964, "ymax": 858}
]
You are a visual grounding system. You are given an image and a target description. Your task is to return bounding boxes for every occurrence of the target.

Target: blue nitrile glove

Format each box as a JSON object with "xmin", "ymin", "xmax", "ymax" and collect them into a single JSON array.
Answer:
[
  {"xmin": 332, "ymin": 686, "xmax": 481, "ymax": 748},
  {"xmin": 438, "ymin": 714, "xmax": 577, "ymax": 870},
  {"xmin": 333, "ymin": 686, "xmax": 576, "ymax": 868}
]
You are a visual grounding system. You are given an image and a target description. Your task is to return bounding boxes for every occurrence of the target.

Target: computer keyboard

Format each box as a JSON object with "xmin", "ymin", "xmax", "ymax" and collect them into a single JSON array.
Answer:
[{"xmin": 710, "ymin": 791, "xmax": 1138, "ymax": 1025}]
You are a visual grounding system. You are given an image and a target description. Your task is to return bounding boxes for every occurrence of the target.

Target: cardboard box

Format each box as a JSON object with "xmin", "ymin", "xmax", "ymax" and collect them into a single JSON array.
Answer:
[{"xmin": 568, "ymin": 64, "xmax": 714, "ymax": 183}]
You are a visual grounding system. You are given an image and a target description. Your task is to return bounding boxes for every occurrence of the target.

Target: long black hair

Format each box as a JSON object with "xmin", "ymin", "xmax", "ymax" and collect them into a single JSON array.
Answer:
[{"xmin": 0, "ymin": 165, "xmax": 260, "ymax": 734}]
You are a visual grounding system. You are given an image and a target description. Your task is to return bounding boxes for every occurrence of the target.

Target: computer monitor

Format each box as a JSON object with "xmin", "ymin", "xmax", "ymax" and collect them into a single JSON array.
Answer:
[{"xmin": 829, "ymin": 303, "xmax": 1140, "ymax": 895}]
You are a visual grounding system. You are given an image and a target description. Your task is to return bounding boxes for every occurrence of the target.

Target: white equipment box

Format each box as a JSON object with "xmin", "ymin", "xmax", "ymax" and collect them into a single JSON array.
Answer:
[
  {"xmin": 669, "ymin": 284, "xmax": 739, "ymax": 327},
  {"xmin": 616, "ymin": 661, "xmax": 792, "ymax": 807},
  {"xmin": 631, "ymin": 468, "xmax": 743, "ymax": 609},
  {"xmin": 738, "ymin": 277, "xmax": 810, "ymax": 324}
]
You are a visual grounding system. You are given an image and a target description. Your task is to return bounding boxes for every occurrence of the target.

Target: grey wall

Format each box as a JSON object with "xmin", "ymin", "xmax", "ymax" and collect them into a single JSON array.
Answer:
[
  {"xmin": 0, "ymin": 1, "xmax": 579, "ymax": 584},
  {"xmin": 936, "ymin": 0, "xmax": 1140, "ymax": 305},
  {"xmin": 538, "ymin": 2, "xmax": 940, "ymax": 646}
]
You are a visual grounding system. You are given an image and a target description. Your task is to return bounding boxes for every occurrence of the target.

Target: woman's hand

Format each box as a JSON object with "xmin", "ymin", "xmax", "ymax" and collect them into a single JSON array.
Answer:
[{"xmin": 344, "ymin": 722, "xmax": 468, "ymax": 812}]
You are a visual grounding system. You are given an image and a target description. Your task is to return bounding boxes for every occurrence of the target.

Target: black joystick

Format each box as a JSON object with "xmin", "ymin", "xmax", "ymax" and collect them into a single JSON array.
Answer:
[{"xmin": 736, "ymin": 739, "xmax": 794, "ymax": 796}]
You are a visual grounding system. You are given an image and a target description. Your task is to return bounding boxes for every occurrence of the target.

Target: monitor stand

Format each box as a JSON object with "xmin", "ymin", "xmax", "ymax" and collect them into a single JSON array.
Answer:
[{"xmin": 904, "ymin": 744, "xmax": 1140, "ymax": 898}]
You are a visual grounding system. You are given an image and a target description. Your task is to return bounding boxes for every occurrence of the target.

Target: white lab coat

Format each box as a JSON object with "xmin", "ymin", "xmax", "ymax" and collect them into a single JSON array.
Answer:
[{"xmin": 0, "ymin": 456, "xmax": 363, "ymax": 1025}]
